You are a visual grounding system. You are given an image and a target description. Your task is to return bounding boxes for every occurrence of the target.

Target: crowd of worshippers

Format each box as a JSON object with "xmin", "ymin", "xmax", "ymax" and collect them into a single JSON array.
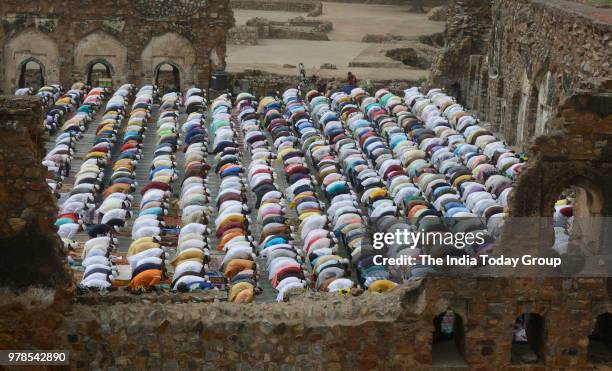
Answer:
[
  {"xmin": 36, "ymin": 77, "xmax": 568, "ymax": 300},
  {"xmin": 51, "ymin": 84, "xmax": 136, "ymax": 288},
  {"xmin": 260, "ymin": 91, "xmax": 353, "ymax": 299},
  {"xmin": 127, "ymin": 88, "xmax": 210, "ymax": 292},
  {"xmin": 356, "ymin": 87, "xmax": 520, "ymax": 279},
  {"xmin": 275, "ymin": 86, "xmax": 526, "ymax": 283},
  {"xmin": 29, "ymin": 83, "xmax": 111, "ymax": 201},
  {"xmin": 125, "ymin": 87, "xmax": 176, "ymax": 291},
  {"xmin": 210, "ymin": 94, "xmax": 259, "ymax": 303},
  {"xmin": 41, "ymin": 84, "xmax": 112, "ymax": 250},
  {"xmin": 247, "ymin": 91, "xmax": 309, "ymax": 301},
  {"xmin": 16, "ymin": 83, "xmax": 94, "ymax": 135},
  {"xmin": 276, "ymin": 90, "xmax": 359, "ymax": 296},
  {"xmin": 79, "ymin": 85, "xmax": 145, "ymax": 289},
  {"xmin": 171, "ymin": 88, "xmax": 212, "ymax": 292}
]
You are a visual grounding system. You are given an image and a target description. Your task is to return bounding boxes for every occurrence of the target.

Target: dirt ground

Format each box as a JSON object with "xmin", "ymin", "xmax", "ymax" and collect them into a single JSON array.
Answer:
[
  {"xmin": 233, "ymin": 9, "xmax": 308, "ymax": 24},
  {"xmin": 227, "ymin": 2, "xmax": 444, "ymax": 81},
  {"xmin": 319, "ymin": 2, "xmax": 444, "ymax": 42},
  {"xmin": 226, "ymin": 62, "xmax": 429, "ymax": 83}
]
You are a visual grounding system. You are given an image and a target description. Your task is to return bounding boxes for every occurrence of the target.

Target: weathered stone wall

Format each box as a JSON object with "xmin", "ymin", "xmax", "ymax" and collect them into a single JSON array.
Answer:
[
  {"xmin": 0, "ymin": 0, "xmax": 233, "ymax": 93},
  {"xmin": 227, "ymin": 25, "xmax": 259, "ymax": 45},
  {"xmin": 245, "ymin": 17, "xmax": 332, "ymax": 41},
  {"xmin": 230, "ymin": 0, "xmax": 320, "ymax": 12},
  {"xmin": 428, "ymin": 1, "xmax": 612, "ymax": 274},
  {"xmin": 19, "ymin": 277, "xmax": 604, "ymax": 369},
  {"xmin": 0, "ymin": 96, "xmax": 73, "ymax": 351},
  {"xmin": 228, "ymin": 17, "xmax": 333, "ymax": 46},
  {"xmin": 427, "ymin": 0, "xmax": 612, "ymax": 260},
  {"xmin": 65, "ymin": 283, "xmax": 423, "ymax": 370},
  {"xmin": 429, "ymin": 0, "xmax": 612, "ymax": 149},
  {"xmin": 489, "ymin": 0, "xmax": 612, "ymax": 148},
  {"xmin": 317, "ymin": 0, "xmax": 445, "ymax": 5},
  {"xmin": 509, "ymin": 79, "xmax": 612, "ymax": 218},
  {"xmin": 427, "ymin": 277, "xmax": 612, "ymax": 369},
  {"xmin": 428, "ymin": 0, "xmax": 492, "ymax": 101},
  {"xmin": 228, "ymin": 69, "xmax": 424, "ymax": 97},
  {"xmin": 0, "ymin": 96, "xmax": 71, "ymax": 288}
]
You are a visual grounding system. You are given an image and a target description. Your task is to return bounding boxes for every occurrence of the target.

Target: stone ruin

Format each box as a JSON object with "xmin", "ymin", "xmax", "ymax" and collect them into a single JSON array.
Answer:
[
  {"xmin": 0, "ymin": 0, "xmax": 233, "ymax": 94},
  {"xmin": 1, "ymin": 0, "xmax": 612, "ymax": 369},
  {"xmin": 228, "ymin": 15, "xmax": 332, "ymax": 45}
]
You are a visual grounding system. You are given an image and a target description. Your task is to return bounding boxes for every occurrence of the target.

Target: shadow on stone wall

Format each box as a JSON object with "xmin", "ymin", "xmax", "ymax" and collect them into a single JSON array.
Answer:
[{"xmin": 0, "ymin": 96, "xmax": 71, "ymax": 288}]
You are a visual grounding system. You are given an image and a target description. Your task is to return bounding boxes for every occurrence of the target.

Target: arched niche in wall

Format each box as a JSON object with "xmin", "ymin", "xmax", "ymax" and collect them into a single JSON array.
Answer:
[
  {"xmin": 517, "ymin": 68, "xmax": 557, "ymax": 147},
  {"xmin": 516, "ymin": 69, "xmax": 534, "ymax": 148},
  {"xmin": 478, "ymin": 65, "xmax": 489, "ymax": 117},
  {"xmin": 589, "ymin": 313, "xmax": 612, "ymax": 364},
  {"xmin": 546, "ymin": 175, "xmax": 606, "ymax": 275},
  {"xmin": 141, "ymin": 33, "xmax": 196, "ymax": 89},
  {"xmin": 508, "ymin": 155, "xmax": 610, "ymax": 275},
  {"xmin": 504, "ymin": 90, "xmax": 520, "ymax": 146},
  {"xmin": 488, "ymin": 8, "xmax": 503, "ymax": 80},
  {"xmin": 74, "ymin": 30, "xmax": 127, "ymax": 88},
  {"xmin": 86, "ymin": 59, "xmax": 114, "ymax": 88},
  {"xmin": 18, "ymin": 57, "xmax": 46, "ymax": 90},
  {"xmin": 154, "ymin": 61, "xmax": 182, "ymax": 94},
  {"xmin": 534, "ymin": 71, "xmax": 556, "ymax": 137},
  {"xmin": 511, "ymin": 313, "xmax": 546, "ymax": 365},
  {"xmin": 431, "ymin": 308, "xmax": 467, "ymax": 367},
  {"xmin": 493, "ymin": 78, "xmax": 505, "ymax": 131},
  {"xmin": 4, "ymin": 28, "xmax": 60, "ymax": 93}
]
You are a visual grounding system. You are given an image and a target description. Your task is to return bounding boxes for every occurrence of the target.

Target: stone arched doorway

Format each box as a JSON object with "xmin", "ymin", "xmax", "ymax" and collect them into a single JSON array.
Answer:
[
  {"xmin": 74, "ymin": 30, "xmax": 127, "ymax": 88},
  {"xmin": 508, "ymin": 151, "xmax": 611, "ymax": 275},
  {"xmin": 432, "ymin": 308, "xmax": 466, "ymax": 367},
  {"xmin": 547, "ymin": 175, "xmax": 606, "ymax": 276},
  {"xmin": 86, "ymin": 59, "xmax": 113, "ymax": 88},
  {"xmin": 141, "ymin": 32, "xmax": 196, "ymax": 90},
  {"xmin": 18, "ymin": 57, "xmax": 45, "ymax": 90},
  {"xmin": 588, "ymin": 313, "xmax": 612, "ymax": 364},
  {"xmin": 154, "ymin": 61, "xmax": 181, "ymax": 94},
  {"xmin": 4, "ymin": 28, "xmax": 60, "ymax": 93},
  {"xmin": 511, "ymin": 313, "xmax": 546, "ymax": 364},
  {"xmin": 450, "ymin": 82, "xmax": 461, "ymax": 104}
]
